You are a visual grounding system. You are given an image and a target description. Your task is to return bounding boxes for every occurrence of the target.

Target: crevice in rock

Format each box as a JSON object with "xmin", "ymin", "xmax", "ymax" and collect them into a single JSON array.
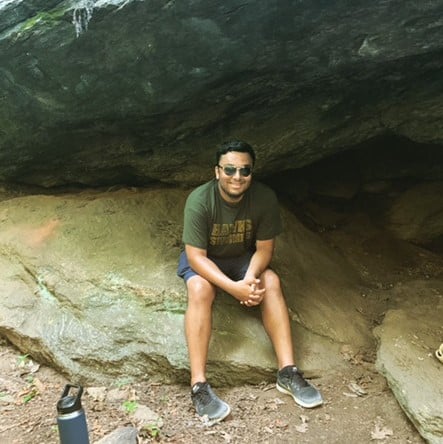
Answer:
[{"xmin": 266, "ymin": 134, "xmax": 443, "ymax": 256}]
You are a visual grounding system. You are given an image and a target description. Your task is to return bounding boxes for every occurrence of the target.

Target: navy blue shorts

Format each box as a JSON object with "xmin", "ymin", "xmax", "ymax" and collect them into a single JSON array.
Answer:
[{"xmin": 177, "ymin": 250, "xmax": 253, "ymax": 283}]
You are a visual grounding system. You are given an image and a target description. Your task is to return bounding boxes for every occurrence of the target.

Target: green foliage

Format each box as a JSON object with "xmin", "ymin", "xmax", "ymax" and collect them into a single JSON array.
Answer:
[
  {"xmin": 16, "ymin": 353, "xmax": 30, "ymax": 366},
  {"xmin": 142, "ymin": 423, "xmax": 161, "ymax": 440},
  {"xmin": 23, "ymin": 388, "xmax": 38, "ymax": 404},
  {"xmin": 122, "ymin": 400, "xmax": 138, "ymax": 414},
  {"xmin": 25, "ymin": 375, "xmax": 34, "ymax": 384},
  {"xmin": 16, "ymin": 360, "xmax": 40, "ymax": 404}
]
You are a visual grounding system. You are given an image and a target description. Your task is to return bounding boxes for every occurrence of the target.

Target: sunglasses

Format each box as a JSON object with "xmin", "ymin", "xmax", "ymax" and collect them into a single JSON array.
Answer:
[{"xmin": 217, "ymin": 164, "xmax": 252, "ymax": 177}]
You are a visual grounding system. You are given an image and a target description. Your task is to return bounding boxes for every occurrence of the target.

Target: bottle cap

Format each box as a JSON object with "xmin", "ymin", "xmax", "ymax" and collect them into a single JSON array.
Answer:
[{"xmin": 57, "ymin": 384, "xmax": 83, "ymax": 415}]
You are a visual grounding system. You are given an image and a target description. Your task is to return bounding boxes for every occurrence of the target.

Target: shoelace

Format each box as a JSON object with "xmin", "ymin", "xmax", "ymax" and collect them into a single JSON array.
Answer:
[
  {"xmin": 289, "ymin": 368, "xmax": 309, "ymax": 388},
  {"xmin": 193, "ymin": 384, "xmax": 213, "ymax": 404}
]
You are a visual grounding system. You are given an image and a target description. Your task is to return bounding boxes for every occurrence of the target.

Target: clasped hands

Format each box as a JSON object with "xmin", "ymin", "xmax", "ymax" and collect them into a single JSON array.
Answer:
[{"xmin": 237, "ymin": 277, "xmax": 265, "ymax": 307}]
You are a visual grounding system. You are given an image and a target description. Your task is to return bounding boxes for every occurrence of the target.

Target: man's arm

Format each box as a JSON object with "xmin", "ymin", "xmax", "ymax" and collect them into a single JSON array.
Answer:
[
  {"xmin": 238, "ymin": 238, "xmax": 275, "ymax": 306},
  {"xmin": 244, "ymin": 238, "xmax": 275, "ymax": 281}
]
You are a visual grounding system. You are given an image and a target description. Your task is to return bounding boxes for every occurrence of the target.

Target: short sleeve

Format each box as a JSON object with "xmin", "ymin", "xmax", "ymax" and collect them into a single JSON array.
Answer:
[
  {"xmin": 255, "ymin": 186, "xmax": 283, "ymax": 240},
  {"xmin": 182, "ymin": 190, "xmax": 209, "ymax": 249}
]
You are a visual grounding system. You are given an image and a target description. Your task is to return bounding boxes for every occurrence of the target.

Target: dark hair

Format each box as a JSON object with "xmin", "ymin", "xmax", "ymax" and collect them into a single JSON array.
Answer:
[{"xmin": 215, "ymin": 139, "xmax": 256, "ymax": 166}]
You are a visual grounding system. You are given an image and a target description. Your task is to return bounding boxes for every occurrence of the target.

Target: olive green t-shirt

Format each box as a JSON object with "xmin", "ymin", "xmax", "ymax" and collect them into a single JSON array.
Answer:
[{"xmin": 182, "ymin": 179, "xmax": 282, "ymax": 258}]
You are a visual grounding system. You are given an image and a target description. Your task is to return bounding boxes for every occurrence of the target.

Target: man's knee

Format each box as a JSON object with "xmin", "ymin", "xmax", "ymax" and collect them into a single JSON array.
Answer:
[
  {"xmin": 187, "ymin": 276, "xmax": 216, "ymax": 304},
  {"xmin": 261, "ymin": 269, "xmax": 281, "ymax": 290}
]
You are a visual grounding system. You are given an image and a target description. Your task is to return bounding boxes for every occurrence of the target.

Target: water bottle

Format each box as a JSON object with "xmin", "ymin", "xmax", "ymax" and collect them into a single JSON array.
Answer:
[{"xmin": 56, "ymin": 384, "xmax": 90, "ymax": 444}]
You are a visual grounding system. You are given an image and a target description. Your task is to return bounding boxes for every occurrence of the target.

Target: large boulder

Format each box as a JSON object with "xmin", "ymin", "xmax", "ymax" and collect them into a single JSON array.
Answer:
[
  {"xmin": 0, "ymin": 188, "xmax": 371, "ymax": 385},
  {"xmin": 0, "ymin": 0, "xmax": 443, "ymax": 186},
  {"xmin": 374, "ymin": 280, "xmax": 443, "ymax": 444}
]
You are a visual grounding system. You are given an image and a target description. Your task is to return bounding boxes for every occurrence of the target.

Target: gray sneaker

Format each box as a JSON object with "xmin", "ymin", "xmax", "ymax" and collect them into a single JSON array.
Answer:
[
  {"xmin": 191, "ymin": 382, "xmax": 231, "ymax": 425},
  {"xmin": 276, "ymin": 365, "xmax": 323, "ymax": 408}
]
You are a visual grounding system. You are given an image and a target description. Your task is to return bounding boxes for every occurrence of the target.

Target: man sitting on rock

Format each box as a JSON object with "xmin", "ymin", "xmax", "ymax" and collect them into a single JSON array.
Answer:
[{"xmin": 177, "ymin": 139, "xmax": 323, "ymax": 424}]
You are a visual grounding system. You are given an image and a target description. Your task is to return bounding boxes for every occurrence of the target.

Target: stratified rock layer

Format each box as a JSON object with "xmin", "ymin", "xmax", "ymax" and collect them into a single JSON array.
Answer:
[{"xmin": 0, "ymin": 0, "xmax": 443, "ymax": 186}]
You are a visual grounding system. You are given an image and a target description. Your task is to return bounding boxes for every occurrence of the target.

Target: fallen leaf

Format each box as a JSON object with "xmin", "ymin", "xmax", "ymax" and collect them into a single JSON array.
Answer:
[
  {"xmin": 371, "ymin": 423, "xmax": 393, "ymax": 440},
  {"xmin": 28, "ymin": 362, "xmax": 41, "ymax": 374},
  {"xmin": 275, "ymin": 419, "xmax": 289, "ymax": 428},
  {"xmin": 300, "ymin": 414, "xmax": 309, "ymax": 423},
  {"xmin": 220, "ymin": 430, "xmax": 232, "ymax": 442},
  {"xmin": 343, "ymin": 392, "xmax": 358, "ymax": 398},
  {"xmin": 32, "ymin": 378, "xmax": 45, "ymax": 393},
  {"xmin": 348, "ymin": 381, "xmax": 367, "ymax": 396},
  {"xmin": 86, "ymin": 386, "xmax": 107, "ymax": 402},
  {"xmin": 295, "ymin": 422, "xmax": 308, "ymax": 433}
]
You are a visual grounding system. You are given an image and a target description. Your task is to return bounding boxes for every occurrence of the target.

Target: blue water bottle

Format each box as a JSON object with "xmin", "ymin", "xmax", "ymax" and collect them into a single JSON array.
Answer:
[{"xmin": 56, "ymin": 384, "xmax": 90, "ymax": 444}]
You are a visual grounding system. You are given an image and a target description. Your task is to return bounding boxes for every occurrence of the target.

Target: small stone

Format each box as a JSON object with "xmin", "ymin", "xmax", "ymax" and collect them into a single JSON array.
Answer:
[
  {"xmin": 132, "ymin": 404, "xmax": 163, "ymax": 428},
  {"xmin": 95, "ymin": 426, "xmax": 138, "ymax": 444}
]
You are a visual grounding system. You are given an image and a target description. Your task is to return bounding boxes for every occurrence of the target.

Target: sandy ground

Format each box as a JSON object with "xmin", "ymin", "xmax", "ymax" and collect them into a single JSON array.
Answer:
[{"xmin": 0, "ymin": 339, "xmax": 424, "ymax": 443}]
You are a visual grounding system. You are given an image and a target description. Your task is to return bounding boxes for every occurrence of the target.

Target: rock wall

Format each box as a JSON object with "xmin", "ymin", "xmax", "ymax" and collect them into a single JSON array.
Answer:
[
  {"xmin": 1, "ymin": 2, "xmax": 443, "ymax": 441},
  {"xmin": 0, "ymin": 188, "xmax": 371, "ymax": 384},
  {"xmin": 0, "ymin": 0, "xmax": 443, "ymax": 186}
]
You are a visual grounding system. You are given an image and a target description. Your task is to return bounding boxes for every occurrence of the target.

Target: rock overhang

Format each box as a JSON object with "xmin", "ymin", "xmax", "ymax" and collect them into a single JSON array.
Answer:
[{"xmin": 0, "ymin": 0, "xmax": 443, "ymax": 187}]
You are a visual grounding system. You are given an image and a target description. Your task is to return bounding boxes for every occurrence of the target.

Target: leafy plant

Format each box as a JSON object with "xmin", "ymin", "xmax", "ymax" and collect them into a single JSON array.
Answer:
[
  {"xmin": 122, "ymin": 400, "xmax": 138, "ymax": 414},
  {"xmin": 25, "ymin": 375, "xmax": 34, "ymax": 384},
  {"xmin": 23, "ymin": 388, "xmax": 38, "ymax": 404},
  {"xmin": 20, "ymin": 372, "xmax": 40, "ymax": 404},
  {"xmin": 142, "ymin": 423, "xmax": 161, "ymax": 440},
  {"xmin": 17, "ymin": 354, "xmax": 30, "ymax": 366}
]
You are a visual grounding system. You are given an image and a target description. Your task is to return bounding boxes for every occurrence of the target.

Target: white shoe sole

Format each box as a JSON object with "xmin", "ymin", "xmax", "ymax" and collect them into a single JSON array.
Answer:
[
  {"xmin": 200, "ymin": 403, "xmax": 231, "ymax": 426},
  {"xmin": 276, "ymin": 383, "xmax": 323, "ymax": 409}
]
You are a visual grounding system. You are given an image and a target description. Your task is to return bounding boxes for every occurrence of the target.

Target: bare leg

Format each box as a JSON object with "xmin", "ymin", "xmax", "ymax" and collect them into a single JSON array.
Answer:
[
  {"xmin": 259, "ymin": 269, "xmax": 295, "ymax": 369},
  {"xmin": 185, "ymin": 275, "xmax": 216, "ymax": 386}
]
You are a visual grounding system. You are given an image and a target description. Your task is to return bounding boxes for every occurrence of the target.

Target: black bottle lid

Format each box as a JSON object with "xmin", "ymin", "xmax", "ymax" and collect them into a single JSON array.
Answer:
[{"xmin": 57, "ymin": 384, "xmax": 84, "ymax": 415}]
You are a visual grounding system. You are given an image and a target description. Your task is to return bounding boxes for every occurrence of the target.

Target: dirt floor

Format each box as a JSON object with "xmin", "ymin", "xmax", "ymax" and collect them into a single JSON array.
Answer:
[
  {"xmin": 0, "ymin": 337, "xmax": 425, "ymax": 444},
  {"xmin": 1, "ymin": 188, "xmax": 441, "ymax": 444}
]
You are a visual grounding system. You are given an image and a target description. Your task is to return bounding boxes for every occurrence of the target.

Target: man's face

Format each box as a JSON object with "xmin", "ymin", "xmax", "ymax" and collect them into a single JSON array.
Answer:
[{"xmin": 215, "ymin": 151, "xmax": 253, "ymax": 203}]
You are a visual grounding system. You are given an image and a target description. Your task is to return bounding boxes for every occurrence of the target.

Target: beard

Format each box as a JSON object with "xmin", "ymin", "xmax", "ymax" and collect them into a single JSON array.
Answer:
[{"xmin": 217, "ymin": 179, "xmax": 249, "ymax": 202}]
